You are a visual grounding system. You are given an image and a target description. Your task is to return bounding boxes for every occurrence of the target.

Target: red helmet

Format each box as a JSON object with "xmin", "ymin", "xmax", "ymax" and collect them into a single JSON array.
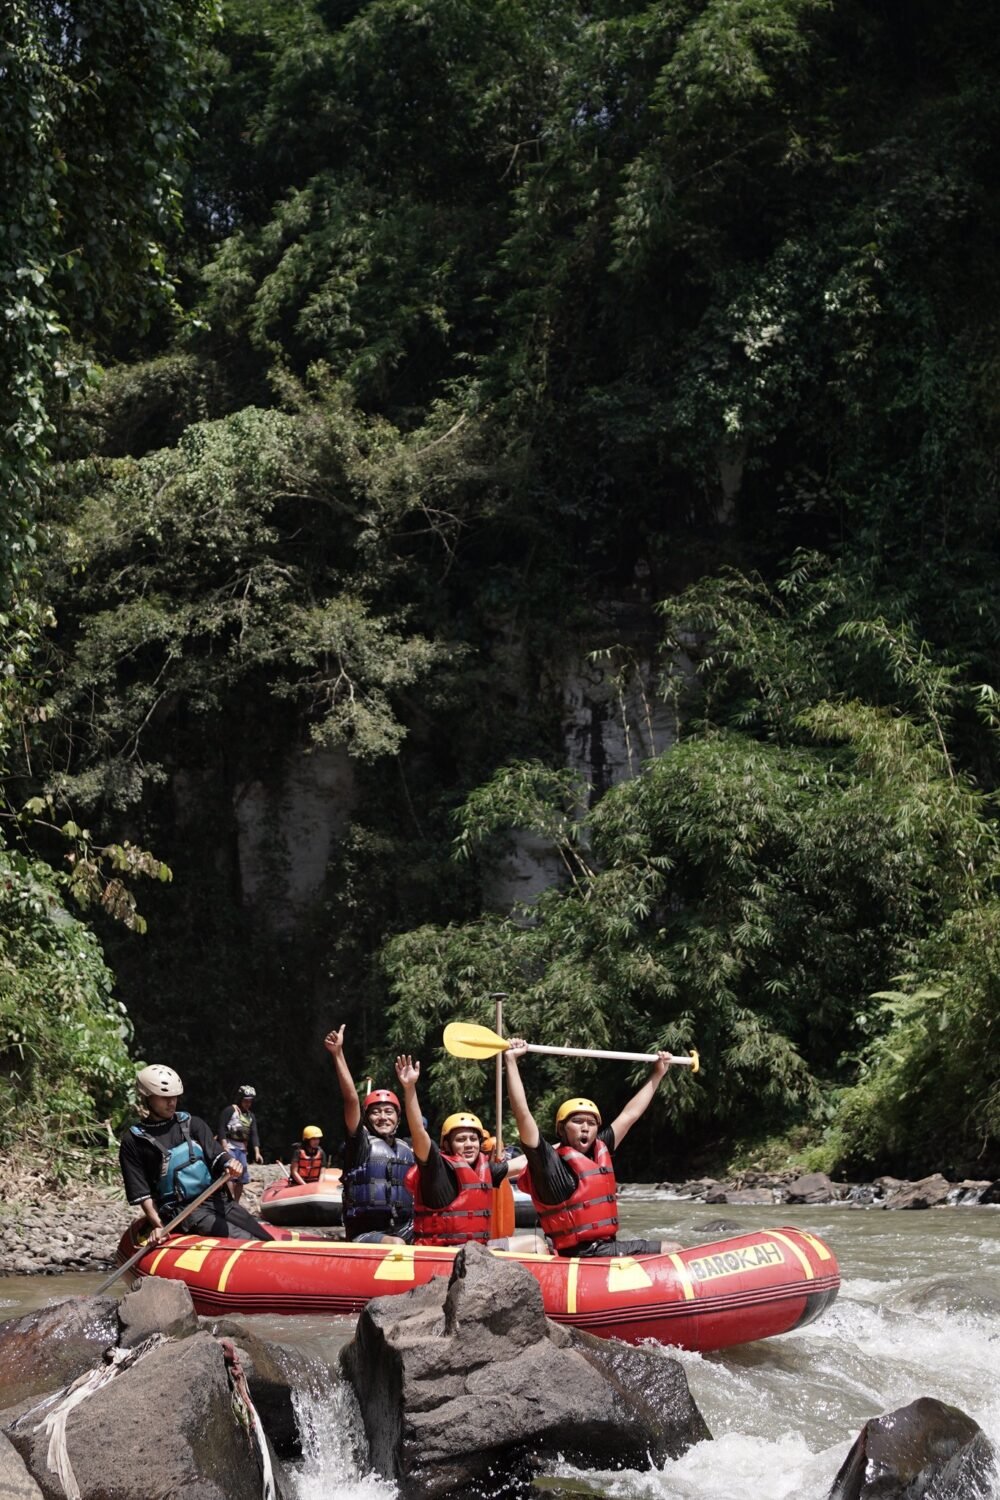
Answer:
[{"xmin": 363, "ymin": 1089, "xmax": 400, "ymax": 1114}]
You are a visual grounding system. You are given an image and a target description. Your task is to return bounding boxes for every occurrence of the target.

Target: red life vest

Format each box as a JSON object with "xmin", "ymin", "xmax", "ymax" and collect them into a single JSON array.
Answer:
[
  {"xmin": 404, "ymin": 1153, "xmax": 493, "ymax": 1245},
  {"xmin": 521, "ymin": 1139, "xmax": 619, "ymax": 1252},
  {"xmin": 290, "ymin": 1145, "xmax": 325, "ymax": 1185}
]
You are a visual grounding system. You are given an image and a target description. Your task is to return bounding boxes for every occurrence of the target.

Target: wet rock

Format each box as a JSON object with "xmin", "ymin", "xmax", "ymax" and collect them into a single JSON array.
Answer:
[
  {"xmin": 206, "ymin": 1317, "xmax": 317, "ymax": 1456},
  {"xmin": 883, "ymin": 1174, "xmax": 952, "ymax": 1211},
  {"xmin": 341, "ymin": 1241, "xmax": 710, "ymax": 1500},
  {"xmin": 785, "ymin": 1173, "xmax": 835, "ymax": 1204},
  {"xmin": 704, "ymin": 1186, "xmax": 771, "ymax": 1205},
  {"xmin": 891, "ymin": 1276, "xmax": 1000, "ymax": 1320},
  {"xmin": 847, "ymin": 1185, "xmax": 878, "ymax": 1206},
  {"xmin": 980, "ymin": 1180, "xmax": 1000, "ymax": 1205},
  {"xmin": 829, "ymin": 1396, "xmax": 996, "ymax": 1500},
  {"xmin": 7, "ymin": 1330, "xmax": 290, "ymax": 1500},
  {"xmin": 117, "ymin": 1277, "xmax": 198, "ymax": 1348},
  {"xmin": 948, "ymin": 1179, "xmax": 993, "ymax": 1205},
  {"xmin": 0, "ymin": 1298, "xmax": 118, "ymax": 1409},
  {"xmin": 0, "ymin": 1432, "xmax": 44, "ymax": 1498},
  {"xmin": 693, "ymin": 1219, "xmax": 745, "ymax": 1236}
]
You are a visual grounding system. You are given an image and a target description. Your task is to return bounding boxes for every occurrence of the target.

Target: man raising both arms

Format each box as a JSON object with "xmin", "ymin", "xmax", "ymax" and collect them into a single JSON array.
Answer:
[
  {"xmin": 504, "ymin": 1038, "xmax": 681, "ymax": 1257},
  {"xmin": 324, "ymin": 1025, "xmax": 414, "ymax": 1243}
]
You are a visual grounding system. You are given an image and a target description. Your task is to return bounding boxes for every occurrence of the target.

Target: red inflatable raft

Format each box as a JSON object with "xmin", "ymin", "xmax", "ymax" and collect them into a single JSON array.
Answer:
[
  {"xmin": 259, "ymin": 1168, "xmax": 343, "ymax": 1227},
  {"xmin": 116, "ymin": 1225, "xmax": 839, "ymax": 1351}
]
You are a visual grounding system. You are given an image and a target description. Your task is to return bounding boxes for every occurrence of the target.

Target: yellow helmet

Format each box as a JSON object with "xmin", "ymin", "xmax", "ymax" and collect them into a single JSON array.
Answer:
[
  {"xmin": 439, "ymin": 1112, "xmax": 485, "ymax": 1146},
  {"xmin": 301, "ymin": 1125, "xmax": 323, "ymax": 1141},
  {"xmin": 554, "ymin": 1097, "xmax": 602, "ymax": 1131}
]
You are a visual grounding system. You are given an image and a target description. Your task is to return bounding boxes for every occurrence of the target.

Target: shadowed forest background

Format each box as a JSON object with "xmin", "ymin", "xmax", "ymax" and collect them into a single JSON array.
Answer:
[{"xmin": 2, "ymin": 0, "xmax": 999, "ymax": 1179}]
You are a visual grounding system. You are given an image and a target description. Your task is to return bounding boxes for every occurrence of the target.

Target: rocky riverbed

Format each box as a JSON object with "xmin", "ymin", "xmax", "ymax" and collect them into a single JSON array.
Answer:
[{"xmin": 0, "ymin": 1164, "xmax": 995, "ymax": 1276}]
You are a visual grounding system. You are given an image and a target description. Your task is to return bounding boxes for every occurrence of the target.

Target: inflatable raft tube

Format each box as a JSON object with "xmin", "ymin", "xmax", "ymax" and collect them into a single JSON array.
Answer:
[
  {"xmin": 259, "ymin": 1167, "xmax": 344, "ymax": 1227},
  {"xmin": 116, "ymin": 1225, "xmax": 839, "ymax": 1352}
]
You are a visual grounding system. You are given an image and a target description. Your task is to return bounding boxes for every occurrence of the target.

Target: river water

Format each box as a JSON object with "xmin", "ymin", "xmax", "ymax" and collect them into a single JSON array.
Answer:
[{"xmin": 2, "ymin": 1195, "xmax": 997, "ymax": 1499}]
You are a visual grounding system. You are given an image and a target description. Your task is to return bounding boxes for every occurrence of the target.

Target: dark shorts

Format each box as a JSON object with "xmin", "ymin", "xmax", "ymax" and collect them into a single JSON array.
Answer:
[
  {"xmin": 227, "ymin": 1145, "xmax": 250, "ymax": 1184},
  {"xmin": 351, "ymin": 1223, "xmax": 415, "ymax": 1245},
  {"xmin": 559, "ymin": 1237, "xmax": 662, "ymax": 1258},
  {"xmin": 183, "ymin": 1198, "xmax": 274, "ymax": 1242}
]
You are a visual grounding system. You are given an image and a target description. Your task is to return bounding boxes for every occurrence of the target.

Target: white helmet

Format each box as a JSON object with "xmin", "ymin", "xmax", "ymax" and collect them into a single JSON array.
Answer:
[{"xmin": 136, "ymin": 1065, "xmax": 184, "ymax": 1098}]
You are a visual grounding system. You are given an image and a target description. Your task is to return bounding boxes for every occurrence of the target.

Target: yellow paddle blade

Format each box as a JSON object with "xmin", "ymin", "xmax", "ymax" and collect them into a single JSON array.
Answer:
[{"xmin": 443, "ymin": 1021, "xmax": 508, "ymax": 1059}]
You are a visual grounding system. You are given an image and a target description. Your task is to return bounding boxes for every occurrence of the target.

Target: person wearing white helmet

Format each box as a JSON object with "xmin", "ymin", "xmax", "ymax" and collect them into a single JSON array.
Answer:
[
  {"xmin": 119, "ymin": 1065, "xmax": 275, "ymax": 1244},
  {"xmin": 218, "ymin": 1084, "xmax": 263, "ymax": 1204},
  {"xmin": 503, "ymin": 1039, "xmax": 681, "ymax": 1258}
]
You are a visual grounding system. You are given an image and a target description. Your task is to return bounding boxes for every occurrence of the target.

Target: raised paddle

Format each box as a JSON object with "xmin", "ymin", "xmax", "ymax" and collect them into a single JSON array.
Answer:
[
  {"xmin": 444, "ymin": 1020, "xmax": 700, "ymax": 1072},
  {"xmin": 489, "ymin": 993, "xmax": 515, "ymax": 1239},
  {"xmin": 92, "ymin": 1172, "xmax": 232, "ymax": 1296}
]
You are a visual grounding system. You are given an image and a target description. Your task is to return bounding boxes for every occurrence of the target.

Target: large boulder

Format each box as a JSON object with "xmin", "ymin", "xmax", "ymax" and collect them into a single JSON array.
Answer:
[
  {"xmin": 117, "ymin": 1277, "xmax": 198, "ymax": 1348},
  {"xmin": 341, "ymin": 1241, "xmax": 710, "ymax": 1500},
  {"xmin": 829, "ymin": 1396, "xmax": 997, "ymax": 1500},
  {"xmin": 883, "ymin": 1175, "xmax": 952, "ymax": 1210},
  {"xmin": 0, "ymin": 1298, "xmax": 118, "ymax": 1409},
  {"xmin": 784, "ymin": 1172, "xmax": 836, "ymax": 1204},
  {"xmin": 0, "ymin": 1432, "xmax": 43, "ymax": 1498},
  {"xmin": 6, "ymin": 1331, "xmax": 290, "ymax": 1500}
]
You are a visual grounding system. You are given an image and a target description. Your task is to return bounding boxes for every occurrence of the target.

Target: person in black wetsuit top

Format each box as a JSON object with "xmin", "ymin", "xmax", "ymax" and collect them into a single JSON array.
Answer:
[
  {"xmin": 119, "ymin": 1065, "xmax": 274, "ymax": 1244},
  {"xmin": 504, "ymin": 1038, "xmax": 682, "ymax": 1258},
  {"xmin": 324, "ymin": 1024, "xmax": 415, "ymax": 1243}
]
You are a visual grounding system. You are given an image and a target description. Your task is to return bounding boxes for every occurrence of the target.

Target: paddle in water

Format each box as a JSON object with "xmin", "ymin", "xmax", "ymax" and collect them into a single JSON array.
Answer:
[{"xmin": 444, "ymin": 1020, "xmax": 700, "ymax": 1072}]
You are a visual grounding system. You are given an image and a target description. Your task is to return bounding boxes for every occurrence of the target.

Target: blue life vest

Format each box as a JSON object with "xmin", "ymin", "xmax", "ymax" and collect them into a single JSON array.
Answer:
[
  {"xmin": 131, "ymin": 1112, "xmax": 214, "ymax": 1208},
  {"xmin": 343, "ymin": 1132, "xmax": 415, "ymax": 1236}
]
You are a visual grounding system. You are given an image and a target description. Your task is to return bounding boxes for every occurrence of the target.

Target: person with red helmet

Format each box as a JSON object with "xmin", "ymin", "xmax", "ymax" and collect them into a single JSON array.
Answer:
[
  {"xmin": 503, "ymin": 1038, "xmax": 682, "ymax": 1258},
  {"xmin": 393, "ymin": 1053, "xmax": 530, "ymax": 1248},
  {"xmin": 324, "ymin": 1025, "xmax": 414, "ymax": 1242}
]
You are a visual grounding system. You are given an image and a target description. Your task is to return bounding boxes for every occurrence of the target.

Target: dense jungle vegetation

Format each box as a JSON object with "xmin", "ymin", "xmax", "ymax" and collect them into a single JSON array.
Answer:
[{"xmin": 2, "ymin": 0, "xmax": 999, "ymax": 1178}]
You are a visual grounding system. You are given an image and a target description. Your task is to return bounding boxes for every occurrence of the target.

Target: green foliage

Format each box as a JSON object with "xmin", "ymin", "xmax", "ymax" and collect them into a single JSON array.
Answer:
[
  {"xmin": 0, "ymin": 849, "xmax": 134, "ymax": 1154},
  {"xmin": 383, "ymin": 561, "xmax": 1000, "ymax": 1170}
]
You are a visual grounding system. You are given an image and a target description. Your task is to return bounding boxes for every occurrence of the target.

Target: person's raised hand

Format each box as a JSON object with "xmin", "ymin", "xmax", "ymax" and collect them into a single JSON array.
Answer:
[
  {"xmin": 323, "ymin": 1024, "xmax": 346, "ymax": 1058},
  {"xmin": 395, "ymin": 1054, "xmax": 420, "ymax": 1089}
]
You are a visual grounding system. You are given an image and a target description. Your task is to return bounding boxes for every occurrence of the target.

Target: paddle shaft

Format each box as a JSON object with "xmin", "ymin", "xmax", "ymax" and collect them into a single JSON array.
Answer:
[
  {"xmin": 92, "ymin": 1172, "xmax": 231, "ymax": 1296},
  {"xmin": 522, "ymin": 1042, "xmax": 696, "ymax": 1065}
]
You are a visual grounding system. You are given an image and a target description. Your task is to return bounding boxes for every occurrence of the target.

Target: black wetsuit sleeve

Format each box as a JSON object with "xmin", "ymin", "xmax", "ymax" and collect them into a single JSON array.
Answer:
[
  {"xmin": 413, "ymin": 1141, "xmax": 461, "ymax": 1208},
  {"xmin": 343, "ymin": 1124, "xmax": 370, "ymax": 1173},
  {"xmin": 218, "ymin": 1108, "xmax": 236, "ymax": 1141},
  {"xmin": 248, "ymin": 1115, "xmax": 260, "ymax": 1154},
  {"xmin": 118, "ymin": 1130, "xmax": 156, "ymax": 1205},
  {"xmin": 489, "ymin": 1160, "xmax": 509, "ymax": 1187}
]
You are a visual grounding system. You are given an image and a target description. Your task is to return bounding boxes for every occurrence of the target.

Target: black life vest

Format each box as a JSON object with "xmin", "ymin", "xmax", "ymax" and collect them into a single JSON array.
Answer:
[
  {"xmin": 130, "ymin": 1112, "xmax": 214, "ymax": 1209},
  {"xmin": 521, "ymin": 1138, "xmax": 618, "ymax": 1252},
  {"xmin": 405, "ymin": 1153, "xmax": 492, "ymax": 1246},
  {"xmin": 343, "ymin": 1132, "xmax": 414, "ymax": 1236}
]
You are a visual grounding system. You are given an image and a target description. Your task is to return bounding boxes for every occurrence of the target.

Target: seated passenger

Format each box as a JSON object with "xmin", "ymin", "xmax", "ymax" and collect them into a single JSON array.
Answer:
[
  {"xmin": 289, "ymin": 1126, "xmax": 327, "ymax": 1185},
  {"xmin": 324, "ymin": 1024, "xmax": 414, "ymax": 1243},
  {"xmin": 504, "ymin": 1038, "xmax": 681, "ymax": 1257},
  {"xmin": 394, "ymin": 1053, "xmax": 528, "ymax": 1248},
  {"xmin": 119, "ymin": 1066, "xmax": 275, "ymax": 1244}
]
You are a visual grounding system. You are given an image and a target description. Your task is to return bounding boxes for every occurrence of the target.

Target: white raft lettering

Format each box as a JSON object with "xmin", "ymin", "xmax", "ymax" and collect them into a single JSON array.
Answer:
[{"xmin": 688, "ymin": 1241, "xmax": 784, "ymax": 1282}]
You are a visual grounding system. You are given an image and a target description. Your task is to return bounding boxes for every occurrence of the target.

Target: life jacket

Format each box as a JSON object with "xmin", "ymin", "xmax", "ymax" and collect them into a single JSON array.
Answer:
[
  {"xmin": 222, "ymin": 1106, "xmax": 253, "ymax": 1144},
  {"xmin": 521, "ymin": 1139, "xmax": 619, "ymax": 1252},
  {"xmin": 405, "ymin": 1153, "xmax": 492, "ymax": 1246},
  {"xmin": 343, "ymin": 1133, "xmax": 414, "ymax": 1236},
  {"xmin": 130, "ymin": 1112, "xmax": 214, "ymax": 1209},
  {"xmin": 289, "ymin": 1145, "xmax": 325, "ymax": 1185}
]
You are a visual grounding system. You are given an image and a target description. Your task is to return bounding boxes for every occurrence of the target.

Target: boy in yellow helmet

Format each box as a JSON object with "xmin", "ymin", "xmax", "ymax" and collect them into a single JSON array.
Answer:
[
  {"xmin": 394, "ymin": 1054, "xmax": 529, "ymax": 1247},
  {"xmin": 504, "ymin": 1039, "xmax": 681, "ymax": 1257}
]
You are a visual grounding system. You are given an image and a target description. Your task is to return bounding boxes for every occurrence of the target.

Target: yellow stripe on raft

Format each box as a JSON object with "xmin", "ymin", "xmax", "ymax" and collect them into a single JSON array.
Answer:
[
  {"xmin": 797, "ymin": 1229, "xmax": 833, "ymax": 1262},
  {"xmin": 668, "ymin": 1252, "xmax": 697, "ymax": 1301},
  {"xmin": 373, "ymin": 1248, "xmax": 417, "ymax": 1282},
  {"xmin": 607, "ymin": 1257, "xmax": 653, "ymax": 1293},
  {"xmin": 218, "ymin": 1244, "xmax": 254, "ymax": 1293},
  {"xmin": 769, "ymin": 1229, "xmax": 814, "ymax": 1280},
  {"xmin": 567, "ymin": 1257, "xmax": 580, "ymax": 1315}
]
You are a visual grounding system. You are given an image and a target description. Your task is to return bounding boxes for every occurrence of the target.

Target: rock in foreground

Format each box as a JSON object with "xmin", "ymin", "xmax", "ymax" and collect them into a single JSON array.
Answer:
[
  {"xmin": 341, "ymin": 1241, "xmax": 710, "ymax": 1500},
  {"xmin": 829, "ymin": 1396, "xmax": 997, "ymax": 1500}
]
